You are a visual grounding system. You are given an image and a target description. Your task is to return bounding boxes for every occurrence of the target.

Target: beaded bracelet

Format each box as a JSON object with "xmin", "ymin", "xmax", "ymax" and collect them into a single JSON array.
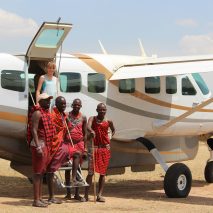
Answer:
[{"xmin": 36, "ymin": 146, "xmax": 42, "ymax": 151}]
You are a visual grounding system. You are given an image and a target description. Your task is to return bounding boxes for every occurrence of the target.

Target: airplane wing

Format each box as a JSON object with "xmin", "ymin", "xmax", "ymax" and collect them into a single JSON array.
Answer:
[{"xmin": 110, "ymin": 57, "xmax": 213, "ymax": 80}]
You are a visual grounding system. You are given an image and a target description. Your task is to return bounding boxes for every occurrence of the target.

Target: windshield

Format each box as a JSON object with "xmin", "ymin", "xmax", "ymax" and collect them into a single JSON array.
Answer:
[{"xmin": 192, "ymin": 73, "xmax": 209, "ymax": 95}]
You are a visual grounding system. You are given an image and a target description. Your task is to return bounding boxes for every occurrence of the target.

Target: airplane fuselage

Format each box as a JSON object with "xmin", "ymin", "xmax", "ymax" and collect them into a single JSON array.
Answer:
[{"xmin": 0, "ymin": 52, "xmax": 212, "ymax": 176}]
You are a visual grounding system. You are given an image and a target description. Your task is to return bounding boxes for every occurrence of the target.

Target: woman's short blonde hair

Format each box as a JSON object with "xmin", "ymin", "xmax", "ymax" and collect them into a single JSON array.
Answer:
[{"xmin": 45, "ymin": 61, "xmax": 56, "ymax": 72}]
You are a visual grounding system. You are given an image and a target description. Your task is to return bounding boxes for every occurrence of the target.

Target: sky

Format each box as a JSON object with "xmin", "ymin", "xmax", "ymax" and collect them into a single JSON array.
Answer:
[{"xmin": 1, "ymin": 0, "xmax": 213, "ymax": 57}]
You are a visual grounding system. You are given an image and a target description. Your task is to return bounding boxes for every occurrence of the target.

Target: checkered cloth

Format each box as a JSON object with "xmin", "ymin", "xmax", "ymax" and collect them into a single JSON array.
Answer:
[
  {"xmin": 88, "ymin": 116, "xmax": 111, "ymax": 175},
  {"xmin": 49, "ymin": 107, "xmax": 67, "ymax": 158},
  {"xmin": 95, "ymin": 147, "xmax": 110, "ymax": 175},
  {"xmin": 27, "ymin": 105, "xmax": 55, "ymax": 150}
]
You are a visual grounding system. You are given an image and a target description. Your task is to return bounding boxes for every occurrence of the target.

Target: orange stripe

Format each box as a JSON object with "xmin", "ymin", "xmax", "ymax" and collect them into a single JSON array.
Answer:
[
  {"xmin": 0, "ymin": 111, "xmax": 27, "ymax": 123},
  {"xmin": 74, "ymin": 53, "xmax": 213, "ymax": 112},
  {"xmin": 73, "ymin": 54, "xmax": 113, "ymax": 80},
  {"xmin": 112, "ymin": 145, "xmax": 182, "ymax": 155}
]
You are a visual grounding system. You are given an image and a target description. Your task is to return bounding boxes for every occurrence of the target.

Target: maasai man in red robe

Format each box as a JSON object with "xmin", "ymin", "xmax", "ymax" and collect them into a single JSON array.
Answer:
[
  {"xmin": 27, "ymin": 93, "xmax": 55, "ymax": 208},
  {"xmin": 46, "ymin": 96, "xmax": 82, "ymax": 204},
  {"xmin": 64, "ymin": 98, "xmax": 87, "ymax": 201},
  {"xmin": 84, "ymin": 103, "xmax": 115, "ymax": 202}
]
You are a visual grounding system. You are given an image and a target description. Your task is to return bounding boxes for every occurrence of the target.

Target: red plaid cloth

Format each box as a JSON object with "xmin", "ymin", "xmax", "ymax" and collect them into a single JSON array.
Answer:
[
  {"xmin": 89, "ymin": 117, "xmax": 111, "ymax": 175},
  {"xmin": 27, "ymin": 105, "xmax": 55, "ymax": 150},
  {"xmin": 64, "ymin": 112, "xmax": 84, "ymax": 143},
  {"xmin": 92, "ymin": 117, "xmax": 110, "ymax": 146},
  {"xmin": 94, "ymin": 147, "xmax": 110, "ymax": 175},
  {"xmin": 49, "ymin": 107, "xmax": 67, "ymax": 158}
]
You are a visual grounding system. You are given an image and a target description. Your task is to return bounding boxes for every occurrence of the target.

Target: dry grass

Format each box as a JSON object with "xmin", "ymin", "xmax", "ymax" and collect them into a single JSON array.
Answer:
[{"xmin": 0, "ymin": 142, "xmax": 213, "ymax": 213}]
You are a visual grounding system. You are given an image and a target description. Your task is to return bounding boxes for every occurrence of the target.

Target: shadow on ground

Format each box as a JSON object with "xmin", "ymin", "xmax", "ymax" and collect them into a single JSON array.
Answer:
[{"xmin": 0, "ymin": 175, "xmax": 213, "ymax": 207}]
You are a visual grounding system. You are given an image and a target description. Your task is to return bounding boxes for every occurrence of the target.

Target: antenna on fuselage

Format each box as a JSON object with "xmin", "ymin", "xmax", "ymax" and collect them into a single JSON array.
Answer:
[
  {"xmin": 56, "ymin": 17, "xmax": 61, "ymax": 23},
  {"xmin": 98, "ymin": 40, "xmax": 108, "ymax": 55},
  {"xmin": 138, "ymin": 39, "xmax": 147, "ymax": 57}
]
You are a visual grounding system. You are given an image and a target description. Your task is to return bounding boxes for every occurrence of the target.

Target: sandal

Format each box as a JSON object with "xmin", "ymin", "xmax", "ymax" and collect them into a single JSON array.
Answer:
[
  {"xmin": 32, "ymin": 200, "xmax": 48, "ymax": 208},
  {"xmin": 80, "ymin": 197, "xmax": 88, "ymax": 202},
  {"xmin": 48, "ymin": 198, "xmax": 62, "ymax": 204},
  {"xmin": 96, "ymin": 196, "xmax": 105, "ymax": 202},
  {"xmin": 64, "ymin": 195, "xmax": 72, "ymax": 200},
  {"xmin": 74, "ymin": 195, "xmax": 88, "ymax": 202},
  {"xmin": 72, "ymin": 180, "xmax": 85, "ymax": 187},
  {"xmin": 40, "ymin": 199, "xmax": 49, "ymax": 205}
]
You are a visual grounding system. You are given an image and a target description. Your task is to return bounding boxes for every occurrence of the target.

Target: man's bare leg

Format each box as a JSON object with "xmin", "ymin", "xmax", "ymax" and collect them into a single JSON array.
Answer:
[
  {"xmin": 33, "ymin": 174, "xmax": 48, "ymax": 207},
  {"xmin": 72, "ymin": 154, "xmax": 80, "ymax": 182},
  {"xmin": 64, "ymin": 170, "xmax": 71, "ymax": 199},
  {"xmin": 46, "ymin": 173, "xmax": 62, "ymax": 204},
  {"xmin": 97, "ymin": 175, "xmax": 106, "ymax": 202},
  {"xmin": 84, "ymin": 174, "xmax": 93, "ymax": 201},
  {"xmin": 47, "ymin": 173, "xmax": 54, "ymax": 199}
]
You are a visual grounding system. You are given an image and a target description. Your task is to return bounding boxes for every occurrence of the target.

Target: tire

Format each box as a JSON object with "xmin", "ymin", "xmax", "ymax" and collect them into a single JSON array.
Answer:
[
  {"xmin": 164, "ymin": 163, "xmax": 192, "ymax": 198},
  {"xmin": 204, "ymin": 161, "xmax": 213, "ymax": 183}
]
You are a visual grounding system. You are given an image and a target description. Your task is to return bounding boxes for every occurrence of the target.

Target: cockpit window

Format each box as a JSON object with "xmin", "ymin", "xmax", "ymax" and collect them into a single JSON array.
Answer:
[
  {"xmin": 192, "ymin": 73, "xmax": 209, "ymax": 95},
  {"xmin": 35, "ymin": 29, "xmax": 64, "ymax": 48},
  {"xmin": 182, "ymin": 76, "xmax": 196, "ymax": 95}
]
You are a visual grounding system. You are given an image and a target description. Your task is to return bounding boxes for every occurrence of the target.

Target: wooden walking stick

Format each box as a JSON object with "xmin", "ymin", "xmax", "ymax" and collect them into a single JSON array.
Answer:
[
  {"xmin": 91, "ymin": 138, "xmax": 97, "ymax": 203},
  {"xmin": 63, "ymin": 116, "xmax": 74, "ymax": 147}
]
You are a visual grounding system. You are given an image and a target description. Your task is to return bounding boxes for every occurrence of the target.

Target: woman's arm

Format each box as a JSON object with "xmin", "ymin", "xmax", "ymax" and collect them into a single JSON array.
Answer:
[{"xmin": 36, "ymin": 75, "xmax": 44, "ymax": 104}]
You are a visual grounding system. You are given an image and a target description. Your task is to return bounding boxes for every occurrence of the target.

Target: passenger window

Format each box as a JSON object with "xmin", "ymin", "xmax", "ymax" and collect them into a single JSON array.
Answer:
[
  {"xmin": 1, "ymin": 70, "xmax": 25, "ymax": 92},
  {"xmin": 60, "ymin": 72, "xmax": 81, "ymax": 92},
  {"xmin": 88, "ymin": 73, "xmax": 105, "ymax": 93},
  {"xmin": 182, "ymin": 76, "xmax": 196, "ymax": 95},
  {"xmin": 166, "ymin": 76, "xmax": 177, "ymax": 94},
  {"xmin": 145, "ymin": 77, "xmax": 160, "ymax": 93},
  {"xmin": 119, "ymin": 79, "xmax": 135, "ymax": 93}
]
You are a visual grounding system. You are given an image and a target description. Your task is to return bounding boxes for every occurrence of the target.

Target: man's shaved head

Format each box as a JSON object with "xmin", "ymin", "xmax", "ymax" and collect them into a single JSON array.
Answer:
[{"xmin": 55, "ymin": 96, "xmax": 66, "ymax": 112}]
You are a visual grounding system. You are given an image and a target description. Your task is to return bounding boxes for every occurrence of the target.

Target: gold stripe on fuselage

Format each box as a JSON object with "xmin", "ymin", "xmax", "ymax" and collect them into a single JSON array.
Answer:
[
  {"xmin": 74, "ymin": 53, "xmax": 213, "ymax": 113},
  {"xmin": 112, "ymin": 145, "xmax": 183, "ymax": 155},
  {"xmin": 0, "ymin": 111, "xmax": 27, "ymax": 123}
]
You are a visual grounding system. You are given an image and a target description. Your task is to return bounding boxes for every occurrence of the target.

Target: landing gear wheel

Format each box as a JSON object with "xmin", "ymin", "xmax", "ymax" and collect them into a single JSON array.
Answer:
[
  {"xmin": 164, "ymin": 163, "xmax": 192, "ymax": 198},
  {"xmin": 204, "ymin": 161, "xmax": 213, "ymax": 183}
]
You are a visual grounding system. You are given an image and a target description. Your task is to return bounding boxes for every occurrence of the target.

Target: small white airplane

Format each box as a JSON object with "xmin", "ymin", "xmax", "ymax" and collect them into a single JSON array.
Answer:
[{"xmin": 1, "ymin": 21, "xmax": 213, "ymax": 198}]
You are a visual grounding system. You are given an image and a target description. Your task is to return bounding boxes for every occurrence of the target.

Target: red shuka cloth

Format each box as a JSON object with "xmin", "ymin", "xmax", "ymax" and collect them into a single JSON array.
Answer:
[
  {"xmin": 49, "ymin": 107, "xmax": 67, "ymax": 158},
  {"xmin": 91, "ymin": 117, "xmax": 111, "ymax": 175},
  {"xmin": 27, "ymin": 105, "xmax": 55, "ymax": 150}
]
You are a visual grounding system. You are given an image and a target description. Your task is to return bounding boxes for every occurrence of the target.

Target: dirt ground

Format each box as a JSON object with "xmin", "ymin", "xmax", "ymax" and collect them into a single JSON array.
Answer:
[{"xmin": 0, "ymin": 142, "xmax": 213, "ymax": 213}]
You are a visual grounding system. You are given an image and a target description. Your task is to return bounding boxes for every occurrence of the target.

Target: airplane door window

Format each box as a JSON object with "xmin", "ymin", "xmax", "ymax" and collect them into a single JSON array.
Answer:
[
  {"xmin": 145, "ymin": 77, "xmax": 160, "ymax": 94},
  {"xmin": 166, "ymin": 76, "xmax": 177, "ymax": 94},
  {"xmin": 88, "ymin": 73, "xmax": 105, "ymax": 93},
  {"xmin": 60, "ymin": 72, "xmax": 81, "ymax": 92},
  {"xmin": 119, "ymin": 79, "xmax": 135, "ymax": 93},
  {"xmin": 35, "ymin": 29, "xmax": 64, "ymax": 48},
  {"xmin": 1, "ymin": 70, "xmax": 25, "ymax": 92},
  {"xmin": 182, "ymin": 76, "xmax": 196, "ymax": 95}
]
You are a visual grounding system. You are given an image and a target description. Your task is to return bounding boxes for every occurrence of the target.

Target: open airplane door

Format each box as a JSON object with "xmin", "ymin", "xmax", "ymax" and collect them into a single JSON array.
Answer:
[
  {"xmin": 26, "ymin": 22, "xmax": 72, "ymax": 106},
  {"xmin": 26, "ymin": 22, "xmax": 72, "ymax": 59}
]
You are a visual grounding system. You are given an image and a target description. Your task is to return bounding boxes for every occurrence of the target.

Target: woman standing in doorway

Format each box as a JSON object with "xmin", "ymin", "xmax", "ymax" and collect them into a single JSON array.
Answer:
[{"xmin": 36, "ymin": 61, "xmax": 58, "ymax": 109}]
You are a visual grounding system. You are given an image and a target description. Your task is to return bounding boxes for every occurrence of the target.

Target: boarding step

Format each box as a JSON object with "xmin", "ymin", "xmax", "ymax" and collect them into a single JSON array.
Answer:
[{"xmin": 54, "ymin": 160, "xmax": 88, "ymax": 189}]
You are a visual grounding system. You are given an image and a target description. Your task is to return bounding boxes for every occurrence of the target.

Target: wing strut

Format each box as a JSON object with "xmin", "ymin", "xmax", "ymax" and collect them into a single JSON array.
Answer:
[{"xmin": 150, "ymin": 97, "xmax": 213, "ymax": 135}]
